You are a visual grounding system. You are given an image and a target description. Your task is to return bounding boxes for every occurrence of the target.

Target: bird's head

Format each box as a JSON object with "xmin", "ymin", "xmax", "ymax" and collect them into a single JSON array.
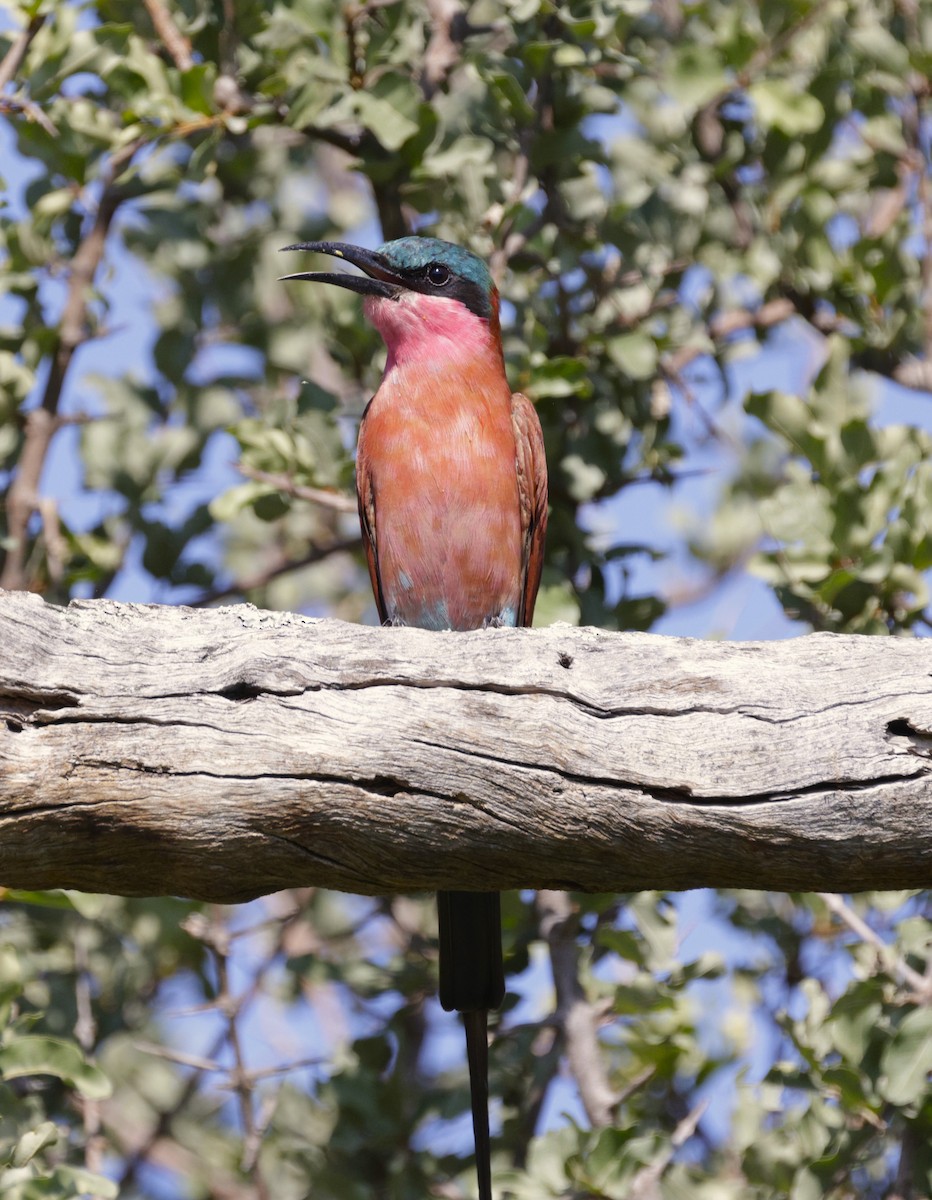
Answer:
[{"xmin": 281, "ymin": 236, "xmax": 502, "ymax": 370}]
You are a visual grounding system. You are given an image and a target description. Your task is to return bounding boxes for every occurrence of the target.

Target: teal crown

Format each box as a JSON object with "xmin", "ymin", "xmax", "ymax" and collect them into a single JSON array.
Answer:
[{"xmin": 377, "ymin": 236, "xmax": 494, "ymax": 296}]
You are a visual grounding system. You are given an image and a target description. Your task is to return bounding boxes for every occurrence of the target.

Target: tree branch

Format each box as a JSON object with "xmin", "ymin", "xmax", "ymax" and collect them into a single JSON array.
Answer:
[
  {"xmin": 421, "ymin": 0, "xmax": 465, "ymax": 97},
  {"xmin": 0, "ymin": 142, "xmax": 140, "ymax": 591},
  {"xmin": 628, "ymin": 1098, "xmax": 709, "ymax": 1198},
  {"xmin": 0, "ymin": 13, "xmax": 45, "ymax": 92},
  {"xmin": 3, "ymin": 591, "xmax": 932, "ymax": 902},
  {"xmin": 817, "ymin": 893, "xmax": 932, "ymax": 1001},
  {"xmin": 188, "ymin": 535, "xmax": 361, "ymax": 608},
  {"xmin": 141, "ymin": 0, "xmax": 194, "ymax": 71},
  {"xmin": 237, "ymin": 464, "xmax": 358, "ymax": 513},
  {"xmin": 536, "ymin": 890, "xmax": 618, "ymax": 1127}
]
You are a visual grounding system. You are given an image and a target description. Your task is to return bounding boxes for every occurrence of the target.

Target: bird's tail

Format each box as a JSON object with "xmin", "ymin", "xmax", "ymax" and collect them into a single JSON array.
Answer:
[
  {"xmin": 437, "ymin": 890, "xmax": 504, "ymax": 1012},
  {"xmin": 463, "ymin": 1008, "xmax": 493, "ymax": 1200},
  {"xmin": 437, "ymin": 890, "xmax": 504, "ymax": 1200}
]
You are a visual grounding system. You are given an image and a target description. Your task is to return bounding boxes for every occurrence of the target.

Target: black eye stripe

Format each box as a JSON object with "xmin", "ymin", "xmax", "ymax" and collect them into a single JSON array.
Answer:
[{"xmin": 392, "ymin": 263, "xmax": 490, "ymax": 317}]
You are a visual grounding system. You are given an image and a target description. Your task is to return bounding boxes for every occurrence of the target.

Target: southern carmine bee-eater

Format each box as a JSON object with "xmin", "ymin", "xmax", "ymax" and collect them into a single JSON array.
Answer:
[{"xmin": 282, "ymin": 235, "xmax": 548, "ymax": 1200}]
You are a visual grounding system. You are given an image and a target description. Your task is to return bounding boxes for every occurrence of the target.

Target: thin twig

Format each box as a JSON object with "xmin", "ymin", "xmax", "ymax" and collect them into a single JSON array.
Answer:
[
  {"xmin": 117, "ymin": 1024, "xmax": 238, "ymax": 1193},
  {"xmin": 717, "ymin": 0, "xmax": 837, "ymax": 99},
  {"xmin": 0, "ymin": 94, "xmax": 57, "ymax": 135},
  {"xmin": 0, "ymin": 13, "xmax": 45, "ymax": 92},
  {"xmin": 536, "ymin": 891, "xmax": 619, "ymax": 1127},
  {"xmin": 421, "ymin": 0, "xmax": 464, "ymax": 97},
  {"xmin": 219, "ymin": 1057, "xmax": 327, "ymax": 1086},
  {"xmin": 37, "ymin": 498, "xmax": 67, "ymax": 587},
  {"xmin": 207, "ymin": 909, "xmax": 271, "ymax": 1200},
  {"xmin": 2, "ymin": 408, "xmax": 58, "ymax": 591},
  {"xmin": 162, "ymin": 909, "xmax": 285, "ymax": 1196},
  {"xmin": 141, "ymin": 0, "xmax": 194, "ymax": 70},
  {"xmin": 241, "ymin": 1092, "xmax": 278, "ymax": 1174},
  {"xmin": 488, "ymin": 130, "xmax": 534, "ymax": 285},
  {"xmin": 118, "ymin": 902, "xmax": 299, "ymax": 1195},
  {"xmin": 1, "ymin": 139, "xmax": 142, "ymax": 591},
  {"xmin": 662, "ymin": 296, "xmax": 796, "ymax": 379},
  {"xmin": 237, "ymin": 463, "xmax": 358, "ymax": 513},
  {"xmin": 817, "ymin": 893, "xmax": 932, "ymax": 1001},
  {"xmin": 911, "ymin": 97, "xmax": 932, "ymax": 359},
  {"xmin": 135, "ymin": 1041, "xmax": 228, "ymax": 1073},
  {"xmin": 615, "ymin": 1064, "xmax": 657, "ymax": 1108},
  {"xmin": 219, "ymin": 0, "xmax": 239, "ymax": 78},
  {"xmin": 506, "ymin": 1019, "xmax": 562, "ymax": 1170},
  {"xmin": 189, "ymin": 534, "xmax": 361, "ymax": 607},
  {"xmin": 73, "ymin": 922, "xmax": 104, "ymax": 1186},
  {"xmin": 628, "ymin": 1099, "xmax": 710, "ymax": 1199}
]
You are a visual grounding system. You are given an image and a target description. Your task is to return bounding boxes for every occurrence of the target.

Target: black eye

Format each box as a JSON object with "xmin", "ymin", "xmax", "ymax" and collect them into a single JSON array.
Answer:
[{"xmin": 426, "ymin": 263, "xmax": 450, "ymax": 287}]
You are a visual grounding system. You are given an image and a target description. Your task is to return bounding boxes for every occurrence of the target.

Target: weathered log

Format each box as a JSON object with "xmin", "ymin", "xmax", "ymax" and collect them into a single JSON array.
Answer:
[{"xmin": 1, "ymin": 589, "xmax": 930, "ymax": 902}]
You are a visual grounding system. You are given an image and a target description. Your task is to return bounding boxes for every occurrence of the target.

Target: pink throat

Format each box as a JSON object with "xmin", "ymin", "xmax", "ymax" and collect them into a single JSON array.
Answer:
[{"xmin": 363, "ymin": 292, "xmax": 495, "ymax": 373}]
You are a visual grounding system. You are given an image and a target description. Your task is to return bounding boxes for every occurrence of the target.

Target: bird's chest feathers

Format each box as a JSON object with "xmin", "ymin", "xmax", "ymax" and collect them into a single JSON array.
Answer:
[
  {"xmin": 365, "ymin": 361, "xmax": 516, "ymax": 491},
  {"xmin": 359, "ymin": 362, "xmax": 523, "ymax": 630}
]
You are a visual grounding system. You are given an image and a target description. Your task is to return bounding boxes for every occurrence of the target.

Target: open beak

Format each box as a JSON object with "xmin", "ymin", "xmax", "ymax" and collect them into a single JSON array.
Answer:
[{"xmin": 279, "ymin": 241, "xmax": 402, "ymax": 299}]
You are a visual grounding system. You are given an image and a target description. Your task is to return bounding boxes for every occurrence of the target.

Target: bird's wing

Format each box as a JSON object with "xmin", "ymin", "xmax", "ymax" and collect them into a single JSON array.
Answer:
[
  {"xmin": 511, "ymin": 391, "xmax": 548, "ymax": 627},
  {"xmin": 355, "ymin": 430, "xmax": 389, "ymax": 625}
]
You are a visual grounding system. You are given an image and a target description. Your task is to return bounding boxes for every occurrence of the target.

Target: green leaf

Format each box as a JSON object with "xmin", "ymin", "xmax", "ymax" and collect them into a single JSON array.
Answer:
[
  {"xmin": 607, "ymin": 332, "xmax": 658, "ymax": 380},
  {"xmin": 667, "ymin": 43, "xmax": 729, "ymax": 111},
  {"xmin": 59, "ymin": 891, "xmax": 109, "ymax": 919},
  {"xmin": 0, "ymin": 1037, "xmax": 112, "ymax": 1100},
  {"xmin": 209, "ymin": 481, "xmax": 271, "ymax": 522},
  {"xmin": 10, "ymin": 1122, "xmax": 59, "ymax": 1168},
  {"xmin": 489, "ymin": 71, "xmax": 536, "ymax": 124},
  {"xmin": 179, "ymin": 62, "xmax": 217, "ymax": 115},
  {"xmin": 320, "ymin": 73, "xmax": 421, "ymax": 151},
  {"xmin": 252, "ymin": 490, "xmax": 290, "ymax": 521},
  {"xmin": 878, "ymin": 1007, "xmax": 932, "ymax": 1106},
  {"xmin": 47, "ymin": 1165, "xmax": 118, "ymax": 1198},
  {"xmin": 748, "ymin": 80, "xmax": 824, "ymax": 135},
  {"xmin": 827, "ymin": 979, "xmax": 884, "ymax": 1063},
  {"xmin": 0, "ymin": 890, "xmax": 78, "ymax": 910},
  {"xmin": 532, "ymin": 580, "xmax": 581, "ymax": 626},
  {"xmin": 527, "ymin": 356, "xmax": 591, "ymax": 399}
]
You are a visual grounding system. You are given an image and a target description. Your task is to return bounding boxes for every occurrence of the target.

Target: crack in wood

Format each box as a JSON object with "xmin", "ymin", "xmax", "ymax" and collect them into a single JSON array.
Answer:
[
  {"xmin": 0, "ymin": 797, "xmax": 130, "ymax": 820},
  {"xmin": 447, "ymin": 790, "xmax": 534, "ymax": 838},
  {"xmin": 0, "ymin": 687, "xmax": 81, "ymax": 712},
  {"xmin": 417, "ymin": 737, "xmax": 930, "ymax": 807},
  {"xmin": 258, "ymin": 828, "xmax": 356, "ymax": 875},
  {"xmin": 7, "ymin": 677, "xmax": 925, "ymax": 729},
  {"xmin": 73, "ymin": 757, "xmax": 457, "ymax": 806}
]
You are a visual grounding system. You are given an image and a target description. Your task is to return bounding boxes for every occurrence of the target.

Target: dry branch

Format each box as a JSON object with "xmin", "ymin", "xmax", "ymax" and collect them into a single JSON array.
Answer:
[
  {"xmin": 141, "ymin": 0, "xmax": 195, "ymax": 71},
  {"xmin": 0, "ymin": 142, "xmax": 139, "ymax": 591},
  {"xmin": 2, "ymin": 589, "xmax": 932, "ymax": 903}
]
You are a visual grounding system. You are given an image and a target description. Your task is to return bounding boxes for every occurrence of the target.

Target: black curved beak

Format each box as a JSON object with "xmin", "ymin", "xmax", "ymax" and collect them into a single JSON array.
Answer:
[{"xmin": 279, "ymin": 241, "xmax": 402, "ymax": 299}]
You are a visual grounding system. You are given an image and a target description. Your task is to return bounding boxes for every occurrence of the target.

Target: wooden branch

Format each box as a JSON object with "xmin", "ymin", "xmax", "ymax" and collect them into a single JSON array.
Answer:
[
  {"xmin": 2, "ymin": 590, "xmax": 932, "ymax": 904},
  {"xmin": 1, "ymin": 142, "xmax": 139, "ymax": 591},
  {"xmin": 141, "ymin": 0, "xmax": 194, "ymax": 71},
  {"xmin": 537, "ymin": 891, "xmax": 619, "ymax": 1127},
  {"xmin": 237, "ymin": 464, "xmax": 358, "ymax": 513},
  {"xmin": 0, "ymin": 13, "xmax": 45, "ymax": 93}
]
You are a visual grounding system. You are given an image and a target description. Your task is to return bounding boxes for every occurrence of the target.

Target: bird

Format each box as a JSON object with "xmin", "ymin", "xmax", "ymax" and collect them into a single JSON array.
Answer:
[{"xmin": 282, "ymin": 234, "xmax": 548, "ymax": 1200}]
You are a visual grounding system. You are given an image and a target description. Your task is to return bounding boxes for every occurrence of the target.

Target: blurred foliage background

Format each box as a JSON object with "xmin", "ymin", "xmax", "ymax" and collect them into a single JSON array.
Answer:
[{"xmin": 2, "ymin": 0, "xmax": 932, "ymax": 1196}]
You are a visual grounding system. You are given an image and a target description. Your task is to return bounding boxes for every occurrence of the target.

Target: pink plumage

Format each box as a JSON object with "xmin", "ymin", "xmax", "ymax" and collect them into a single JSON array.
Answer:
[{"xmin": 357, "ymin": 289, "xmax": 537, "ymax": 631}]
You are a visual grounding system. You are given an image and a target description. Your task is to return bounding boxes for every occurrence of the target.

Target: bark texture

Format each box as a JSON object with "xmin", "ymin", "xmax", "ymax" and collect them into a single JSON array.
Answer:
[{"xmin": 1, "ymin": 590, "xmax": 930, "ymax": 902}]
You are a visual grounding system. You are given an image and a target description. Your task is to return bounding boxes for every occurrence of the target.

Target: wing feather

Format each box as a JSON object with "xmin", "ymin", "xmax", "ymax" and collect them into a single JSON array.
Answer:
[
  {"xmin": 355, "ymin": 419, "xmax": 389, "ymax": 625},
  {"xmin": 510, "ymin": 391, "xmax": 548, "ymax": 627}
]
